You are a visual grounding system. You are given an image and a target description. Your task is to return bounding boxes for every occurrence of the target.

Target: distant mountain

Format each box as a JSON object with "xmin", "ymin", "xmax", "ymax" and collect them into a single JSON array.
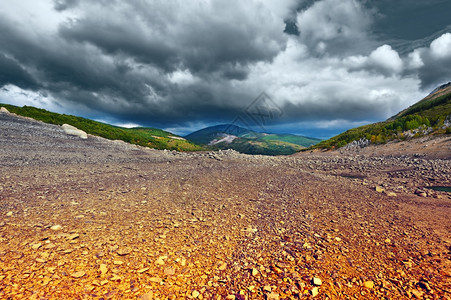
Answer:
[
  {"xmin": 185, "ymin": 124, "xmax": 322, "ymax": 155},
  {"xmin": 313, "ymin": 82, "xmax": 451, "ymax": 150},
  {"xmin": 0, "ymin": 103, "xmax": 204, "ymax": 151}
]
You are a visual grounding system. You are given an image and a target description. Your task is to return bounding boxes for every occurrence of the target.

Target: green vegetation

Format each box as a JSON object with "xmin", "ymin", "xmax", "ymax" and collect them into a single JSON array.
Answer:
[
  {"xmin": 185, "ymin": 124, "xmax": 322, "ymax": 155},
  {"xmin": 312, "ymin": 86, "xmax": 451, "ymax": 150},
  {"xmin": 260, "ymin": 133, "xmax": 321, "ymax": 147},
  {"xmin": 211, "ymin": 138, "xmax": 305, "ymax": 156},
  {"xmin": 0, "ymin": 103, "xmax": 204, "ymax": 151}
]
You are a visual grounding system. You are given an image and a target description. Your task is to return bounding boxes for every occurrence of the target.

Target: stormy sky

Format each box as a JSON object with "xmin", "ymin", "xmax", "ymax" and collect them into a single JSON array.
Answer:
[{"xmin": 0, "ymin": 0, "xmax": 450, "ymax": 138}]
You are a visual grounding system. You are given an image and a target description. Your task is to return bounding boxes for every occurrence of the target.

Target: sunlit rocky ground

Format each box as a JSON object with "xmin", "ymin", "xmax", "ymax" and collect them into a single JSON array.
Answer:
[{"xmin": 1, "ymin": 111, "xmax": 450, "ymax": 299}]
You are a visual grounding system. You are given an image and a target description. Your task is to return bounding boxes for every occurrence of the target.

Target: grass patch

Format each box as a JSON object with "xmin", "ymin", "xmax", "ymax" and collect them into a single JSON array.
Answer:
[{"xmin": 1, "ymin": 103, "xmax": 205, "ymax": 151}]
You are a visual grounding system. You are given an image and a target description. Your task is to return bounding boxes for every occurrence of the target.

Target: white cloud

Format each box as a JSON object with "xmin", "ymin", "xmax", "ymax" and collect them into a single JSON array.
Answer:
[
  {"xmin": 168, "ymin": 69, "xmax": 197, "ymax": 85},
  {"xmin": 430, "ymin": 33, "xmax": 451, "ymax": 59},
  {"xmin": 407, "ymin": 49, "xmax": 424, "ymax": 69},
  {"xmin": 368, "ymin": 45, "xmax": 403, "ymax": 74}
]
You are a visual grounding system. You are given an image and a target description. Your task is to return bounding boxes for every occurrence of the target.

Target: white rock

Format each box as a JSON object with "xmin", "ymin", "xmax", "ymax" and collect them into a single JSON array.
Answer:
[
  {"xmin": 50, "ymin": 225, "xmax": 62, "ymax": 231},
  {"xmin": 62, "ymin": 124, "xmax": 88, "ymax": 139},
  {"xmin": 313, "ymin": 277, "xmax": 322, "ymax": 286},
  {"xmin": 0, "ymin": 107, "xmax": 9, "ymax": 113}
]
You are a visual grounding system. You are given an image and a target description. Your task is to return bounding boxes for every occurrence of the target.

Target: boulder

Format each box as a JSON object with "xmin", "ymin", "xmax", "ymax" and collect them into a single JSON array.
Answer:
[
  {"xmin": 0, "ymin": 107, "xmax": 10, "ymax": 113},
  {"xmin": 62, "ymin": 124, "xmax": 88, "ymax": 139}
]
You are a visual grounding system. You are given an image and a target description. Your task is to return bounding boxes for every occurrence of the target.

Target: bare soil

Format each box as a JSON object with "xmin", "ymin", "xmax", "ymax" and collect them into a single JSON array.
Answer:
[{"xmin": 1, "ymin": 111, "xmax": 450, "ymax": 299}]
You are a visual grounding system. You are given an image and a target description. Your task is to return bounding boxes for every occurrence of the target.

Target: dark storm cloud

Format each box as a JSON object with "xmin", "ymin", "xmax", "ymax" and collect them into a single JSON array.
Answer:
[
  {"xmin": 0, "ymin": 0, "xmax": 450, "ymax": 136},
  {"xmin": 57, "ymin": 1, "xmax": 285, "ymax": 77},
  {"xmin": 368, "ymin": 0, "xmax": 451, "ymax": 41},
  {"xmin": 0, "ymin": 53, "xmax": 38, "ymax": 90}
]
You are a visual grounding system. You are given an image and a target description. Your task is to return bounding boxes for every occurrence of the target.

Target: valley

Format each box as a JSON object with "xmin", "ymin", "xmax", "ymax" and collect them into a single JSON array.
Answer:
[{"xmin": 1, "ymin": 110, "xmax": 450, "ymax": 299}]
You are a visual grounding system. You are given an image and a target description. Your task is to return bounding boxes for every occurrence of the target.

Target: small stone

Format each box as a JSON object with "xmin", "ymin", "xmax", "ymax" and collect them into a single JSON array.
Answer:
[
  {"xmin": 311, "ymin": 287, "xmax": 319, "ymax": 297},
  {"xmin": 252, "ymin": 268, "xmax": 258, "ymax": 276},
  {"xmin": 6, "ymin": 211, "xmax": 13, "ymax": 217},
  {"xmin": 113, "ymin": 260, "xmax": 123, "ymax": 265},
  {"xmin": 386, "ymin": 192, "xmax": 397, "ymax": 197},
  {"xmin": 164, "ymin": 267, "xmax": 175, "ymax": 275},
  {"xmin": 99, "ymin": 264, "xmax": 108, "ymax": 276},
  {"xmin": 263, "ymin": 285, "xmax": 272, "ymax": 292},
  {"xmin": 411, "ymin": 289, "xmax": 424, "ymax": 298},
  {"xmin": 266, "ymin": 292, "xmax": 279, "ymax": 300},
  {"xmin": 312, "ymin": 277, "xmax": 322, "ymax": 286},
  {"xmin": 32, "ymin": 243, "xmax": 42, "ymax": 250},
  {"xmin": 71, "ymin": 271, "xmax": 86, "ymax": 278},
  {"xmin": 137, "ymin": 267, "xmax": 149, "ymax": 274},
  {"xmin": 375, "ymin": 186, "xmax": 384, "ymax": 193},
  {"xmin": 110, "ymin": 275, "xmax": 122, "ymax": 281},
  {"xmin": 117, "ymin": 248, "xmax": 130, "ymax": 256},
  {"xmin": 68, "ymin": 234, "xmax": 79, "ymax": 240},
  {"xmin": 192, "ymin": 290, "xmax": 200, "ymax": 298},
  {"xmin": 363, "ymin": 281, "xmax": 374, "ymax": 289},
  {"xmin": 384, "ymin": 238, "xmax": 391, "ymax": 243},
  {"xmin": 149, "ymin": 277, "xmax": 162, "ymax": 283},
  {"xmin": 218, "ymin": 262, "xmax": 227, "ymax": 271},
  {"xmin": 139, "ymin": 292, "xmax": 154, "ymax": 300},
  {"xmin": 155, "ymin": 257, "xmax": 165, "ymax": 265},
  {"xmin": 50, "ymin": 225, "xmax": 62, "ymax": 231},
  {"xmin": 335, "ymin": 237, "xmax": 342, "ymax": 242}
]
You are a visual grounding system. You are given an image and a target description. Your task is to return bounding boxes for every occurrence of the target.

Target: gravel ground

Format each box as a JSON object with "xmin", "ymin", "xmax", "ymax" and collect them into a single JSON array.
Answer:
[{"xmin": 1, "ymin": 110, "xmax": 450, "ymax": 299}]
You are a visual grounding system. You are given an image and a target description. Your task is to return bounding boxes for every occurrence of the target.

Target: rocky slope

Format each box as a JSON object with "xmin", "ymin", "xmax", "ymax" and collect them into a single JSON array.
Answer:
[{"xmin": 1, "ymin": 110, "xmax": 450, "ymax": 299}]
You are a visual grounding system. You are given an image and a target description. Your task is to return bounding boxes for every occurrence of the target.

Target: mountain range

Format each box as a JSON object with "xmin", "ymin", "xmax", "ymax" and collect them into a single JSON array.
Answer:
[
  {"xmin": 1, "ymin": 82, "xmax": 450, "ymax": 155},
  {"xmin": 185, "ymin": 124, "xmax": 321, "ymax": 155}
]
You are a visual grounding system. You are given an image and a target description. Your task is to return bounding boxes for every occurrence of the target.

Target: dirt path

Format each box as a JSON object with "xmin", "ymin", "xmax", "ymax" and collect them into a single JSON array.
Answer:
[{"xmin": 1, "ymin": 111, "xmax": 450, "ymax": 299}]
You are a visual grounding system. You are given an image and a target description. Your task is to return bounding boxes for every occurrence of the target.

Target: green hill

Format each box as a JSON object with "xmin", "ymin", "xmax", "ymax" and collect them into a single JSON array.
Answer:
[
  {"xmin": 312, "ymin": 83, "xmax": 451, "ymax": 150},
  {"xmin": 0, "ymin": 103, "xmax": 204, "ymax": 151},
  {"xmin": 185, "ymin": 124, "xmax": 321, "ymax": 155}
]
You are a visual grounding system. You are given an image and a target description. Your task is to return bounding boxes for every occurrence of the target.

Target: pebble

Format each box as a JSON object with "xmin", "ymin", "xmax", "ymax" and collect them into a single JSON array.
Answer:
[
  {"xmin": 99, "ymin": 264, "xmax": 108, "ymax": 276},
  {"xmin": 149, "ymin": 277, "xmax": 162, "ymax": 283},
  {"xmin": 363, "ymin": 281, "xmax": 374, "ymax": 289},
  {"xmin": 110, "ymin": 275, "xmax": 122, "ymax": 281},
  {"xmin": 117, "ymin": 248, "xmax": 130, "ymax": 256},
  {"xmin": 218, "ymin": 262, "xmax": 227, "ymax": 271},
  {"xmin": 155, "ymin": 257, "xmax": 165, "ymax": 265},
  {"xmin": 263, "ymin": 285, "xmax": 272, "ymax": 292},
  {"xmin": 68, "ymin": 233, "xmax": 79, "ymax": 240},
  {"xmin": 6, "ymin": 211, "xmax": 13, "ymax": 217},
  {"xmin": 266, "ymin": 292, "xmax": 279, "ymax": 300},
  {"xmin": 50, "ymin": 225, "xmax": 62, "ymax": 231},
  {"xmin": 31, "ymin": 243, "xmax": 42, "ymax": 250},
  {"xmin": 164, "ymin": 267, "xmax": 175, "ymax": 275},
  {"xmin": 192, "ymin": 290, "xmax": 200, "ymax": 298},
  {"xmin": 137, "ymin": 267, "xmax": 149, "ymax": 274},
  {"xmin": 311, "ymin": 287, "xmax": 319, "ymax": 297},
  {"xmin": 71, "ymin": 271, "xmax": 86, "ymax": 278},
  {"xmin": 312, "ymin": 277, "xmax": 322, "ymax": 286}
]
